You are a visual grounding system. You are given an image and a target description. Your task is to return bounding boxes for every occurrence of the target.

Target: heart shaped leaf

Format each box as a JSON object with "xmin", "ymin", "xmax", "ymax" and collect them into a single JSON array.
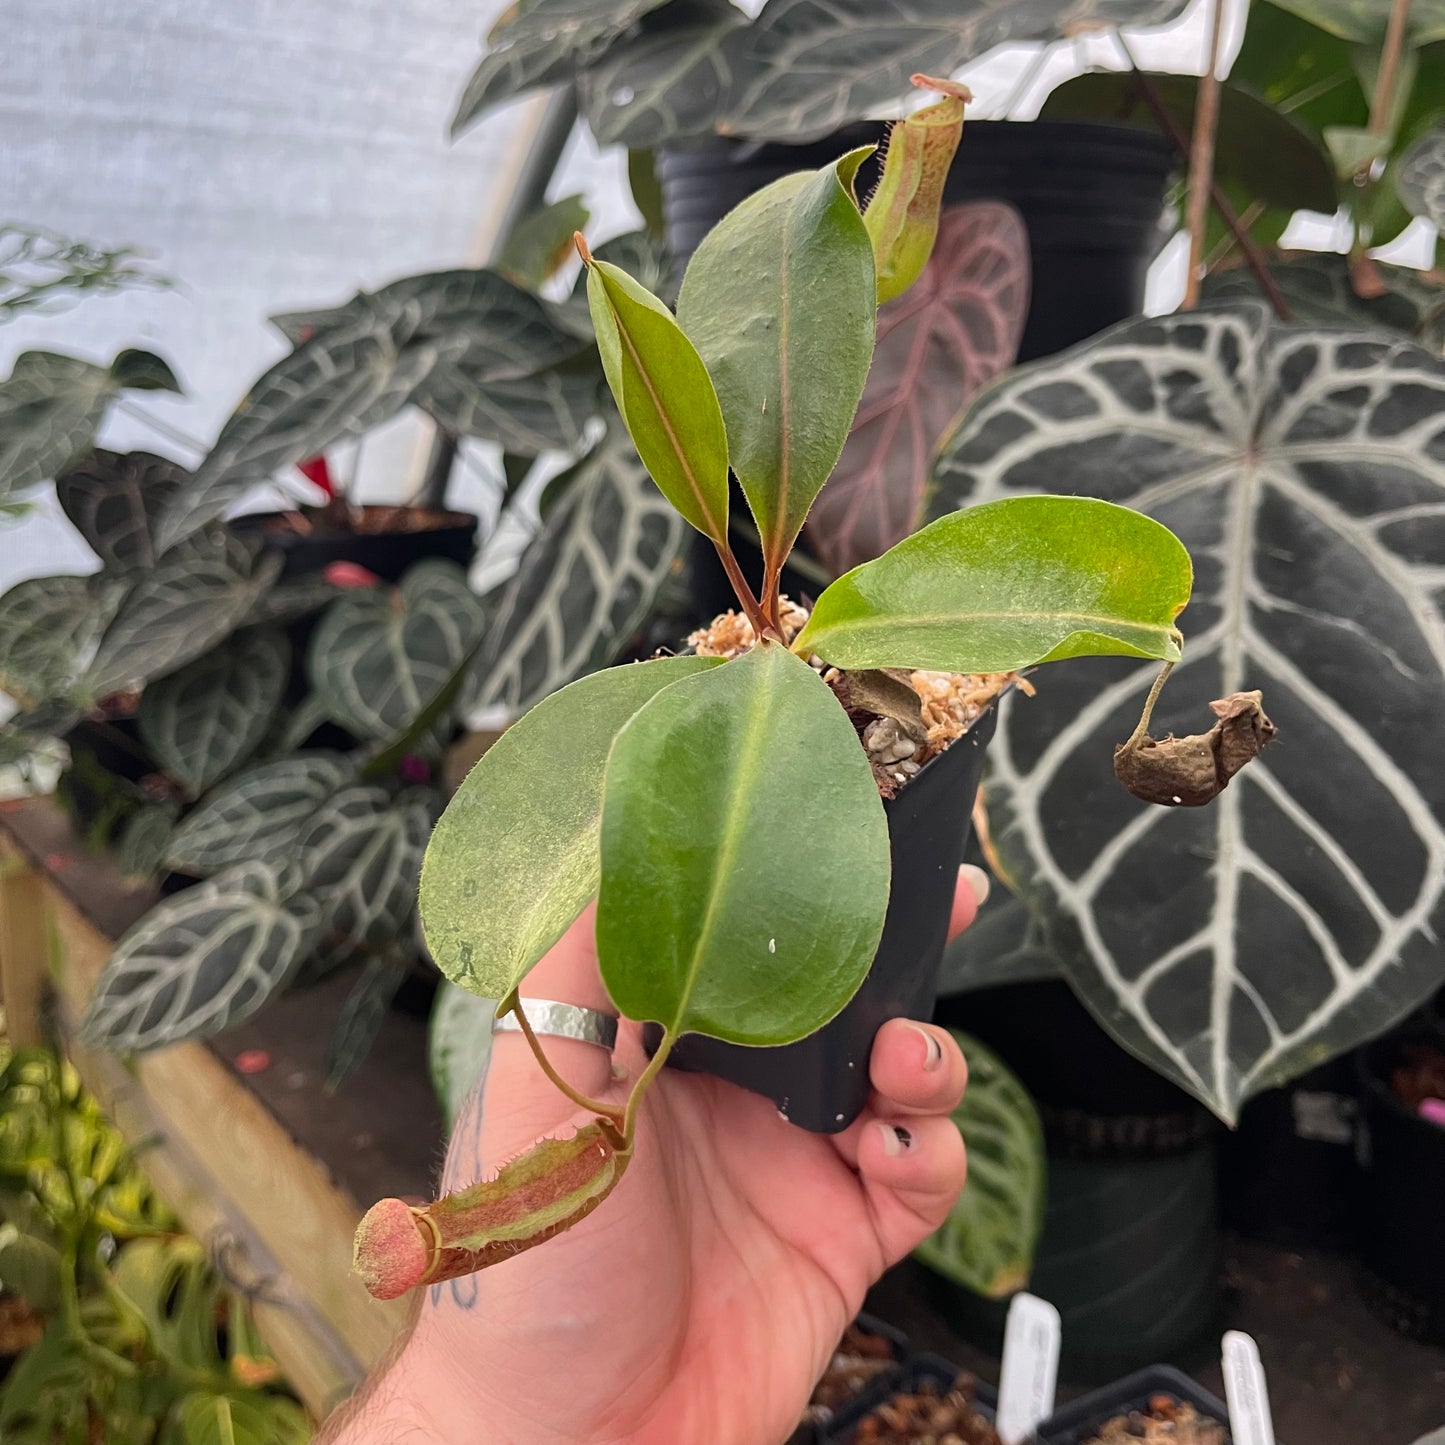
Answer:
[
  {"xmin": 583, "ymin": 248, "xmax": 730, "ymax": 544},
  {"xmin": 0, "ymin": 351, "xmax": 113, "ymax": 501},
  {"xmin": 677, "ymin": 151, "xmax": 877, "ymax": 576},
  {"xmin": 54, "ymin": 449, "xmax": 191, "ymax": 571},
  {"xmin": 85, "ymin": 534, "xmax": 283, "ymax": 698},
  {"xmin": 914, "ymin": 1029, "xmax": 1045, "ymax": 1299},
  {"xmin": 422, "ymin": 654, "xmax": 720, "ymax": 1001},
  {"xmin": 0, "ymin": 574, "xmax": 126, "ymax": 707},
  {"xmin": 932, "ymin": 304, "xmax": 1445, "ymax": 1121},
  {"xmin": 794, "ymin": 496, "xmax": 1191, "ymax": 673},
  {"xmin": 165, "ymin": 752, "xmax": 355, "ymax": 875},
  {"xmin": 136, "ymin": 628, "xmax": 289, "ymax": 796},
  {"xmin": 475, "ymin": 426, "xmax": 688, "ymax": 714},
  {"xmin": 805, "ymin": 202, "xmax": 1029, "ymax": 574},
  {"xmin": 116, "ymin": 800, "xmax": 181, "ymax": 884},
  {"xmin": 718, "ymin": 0, "xmax": 1192, "ymax": 142},
  {"xmin": 597, "ymin": 643, "xmax": 890, "ymax": 1044},
  {"xmin": 416, "ymin": 357, "xmax": 600, "ymax": 455},
  {"xmin": 79, "ymin": 862, "xmax": 322, "ymax": 1051},
  {"xmin": 309, "ymin": 560, "xmax": 486, "ymax": 740}
]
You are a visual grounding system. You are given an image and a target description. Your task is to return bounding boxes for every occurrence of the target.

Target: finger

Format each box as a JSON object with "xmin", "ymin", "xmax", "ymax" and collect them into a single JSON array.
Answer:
[
  {"xmin": 947, "ymin": 863, "xmax": 992, "ymax": 941},
  {"xmin": 857, "ymin": 1114, "xmax": 968, "ymax": 1263},
  {"xmin": 868, "ymin": 1018, "xmax": 968, "ymax": 1118}
]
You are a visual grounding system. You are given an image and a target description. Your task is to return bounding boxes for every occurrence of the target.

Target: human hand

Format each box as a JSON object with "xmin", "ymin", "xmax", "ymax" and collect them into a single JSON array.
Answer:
[{"xmin": 328, "ymin": 865, "xmax": 989, "ymax": 1445}]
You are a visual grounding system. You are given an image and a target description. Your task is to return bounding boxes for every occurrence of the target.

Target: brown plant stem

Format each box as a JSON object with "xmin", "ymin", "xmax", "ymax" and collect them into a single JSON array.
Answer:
[
  {"xmin": 1122, "ymin": 659, "xmax": 1177, "ymax": 751},
  {"xmin": 1369, "ymin": 0, "xmax": 1413, "ymax": 139},
  {"xmin": 1183, "ymin": 0, "xmax": 1229, "ymax": 310},
  {"xmin": 715, "ymin": 540, "xmax": 779, "ymax": 639},
  {"xmin": 504, "ymin": 993, "xmax": 625, "ymax": 1126}
]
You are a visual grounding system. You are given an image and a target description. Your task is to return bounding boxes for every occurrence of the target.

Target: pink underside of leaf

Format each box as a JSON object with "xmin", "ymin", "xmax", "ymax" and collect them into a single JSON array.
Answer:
[{"xmin": 807, "ymin": 202, "xmax": 1030, "ymax": 576}]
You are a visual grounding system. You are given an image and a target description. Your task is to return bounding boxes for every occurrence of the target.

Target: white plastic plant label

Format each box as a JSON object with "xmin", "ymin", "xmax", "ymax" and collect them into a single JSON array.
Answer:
[
  {"xmin": 1222, "ymin": 1330, "xmax": 1276, "ymax": 1445},
  {"xmin": 996, "ymin": 1292, "xmax": 1061, "ymax": 1445}
]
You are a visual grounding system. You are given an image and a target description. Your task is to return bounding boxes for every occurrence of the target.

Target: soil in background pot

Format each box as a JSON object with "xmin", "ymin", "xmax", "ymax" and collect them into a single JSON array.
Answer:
[
  {"xmin": 789, "ymin": 1315, "xmax": 910, "ymax": 1445},
  {"xmin": 821, "ymin": 1355, "xmax": 999, "ymax": 1445},
  {"xmin": 1035, "ymin": 1366, "xmax": 1231, "ymax": 1445}
]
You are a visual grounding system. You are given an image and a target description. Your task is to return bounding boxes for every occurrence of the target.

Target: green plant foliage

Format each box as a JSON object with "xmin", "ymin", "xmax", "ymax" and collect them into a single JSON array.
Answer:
[
  {"xmin": 597, "ymin": 643, "xmax": 890, "ymax": 1044},
  {"xmin": 325, "ymin": 947, "xmax": 413, "ymax": 1091},
  {"xmin": 309, "ymin": 560, "xmax": 486, "ymax": 741},
  {"xmin": 54, "ymin": 449, "xmax": 190, "ymax": 572},
  {"xmin": 137, "ymin": 628, "xmax": 290, "ymax": 796},
  {"xmin": 794, "ymin": 496, "xmax": 1190, "ymax": 672},
  {"xmin": 428, "ymin": 982, "xmax": 495, "ymax": 1127},
  {"xmin": 677, "ymin": 150, "xmax": 877, "ymax": 573},
  {"xmin": 931, "ymin": 304, "xmax": 1445, "ymax": 1122},
  {"xmin": 166, "ymin": 751, "xmax": 355, "ymax": 875},
  {"xmin": 419, "ymin": 354, "xmax": 600, "ymax": 454},
  {"xmin": 0, "ymin": 225, "xmax": 168, "ymax": 321},
  {"xmin": 474, "ymin": 425, "xmax": 689, "ymax": 713},
  {"xmin": 938, "ymin": 886, "xmax": 1063, "ymax": 995},
  {"xmin": 166, "ymin": 1391, "xmax": 311, "ymax": 1445},
  {"xmin": 0, "ymin": 573, "xmax": 126, "ymax": 707},
  {"xmin": 1269, "ymin": 0, "xmax": 1445, "ymax": 44},
  {"xmin": 1398, "ymin": 124, "xmax": 1445, "ymax": 229},
  {"xmin": 423, "ymin": 654, "xmax": 720, "ymax": 1001},
  {"xmin": 585, "ymin": 251, "xmax": 731, "ymax": 544},
  {"xmin": 498, "ymin": 195, "xmax": 592, "ymax": 288},
  {"xmin": 914, "ymin": 1030, "xmax": 1045, "ymax": 1298},
  {"xmin": 80, "ymin": 862, "xmax": 322, "ymax": 1051},
  {"xmin": 115, "ymin": 800, "xmax": 181, "ymax": 883}
]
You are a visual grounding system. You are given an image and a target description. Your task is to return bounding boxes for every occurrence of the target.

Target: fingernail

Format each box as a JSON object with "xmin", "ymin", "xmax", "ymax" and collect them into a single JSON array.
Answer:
[
  {"xmin": 908, "ymin": 1023, "xmax": 944, "ymax": 1072},
  {"xmin": 959, "ymin": 864, "xmax": 991, "ymax": 908},
  {"xmin": 877, "ymin": 1123, "xmax": 913, "ymax": 1156}
]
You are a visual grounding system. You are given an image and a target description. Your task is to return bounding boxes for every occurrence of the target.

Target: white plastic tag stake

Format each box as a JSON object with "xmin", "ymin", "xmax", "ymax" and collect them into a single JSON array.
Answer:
[
  {"xmin": 1222, "ymin": 1330, "xmax": 1277, "ymax": 1445},
  {"xmin": 996, "ymin": 1292, "xmax": 1061, "ymax": 1445}
]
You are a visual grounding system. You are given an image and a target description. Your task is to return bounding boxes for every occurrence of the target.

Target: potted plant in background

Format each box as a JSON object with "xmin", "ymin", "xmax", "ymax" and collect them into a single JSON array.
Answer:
[{"xmin": 350, "ymin": 119, "xmax": 1258, "ymax": 1301}]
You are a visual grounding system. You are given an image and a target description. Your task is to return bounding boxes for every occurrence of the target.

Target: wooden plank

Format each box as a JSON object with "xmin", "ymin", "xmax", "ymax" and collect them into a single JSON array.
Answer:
[{"xmin": 0, "ymin": 860, "xmax": 47, "ymax": 1046}]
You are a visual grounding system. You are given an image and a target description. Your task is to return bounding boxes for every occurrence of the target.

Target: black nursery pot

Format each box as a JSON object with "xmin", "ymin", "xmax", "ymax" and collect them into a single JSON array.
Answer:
[
  {"xmin": 658, "ymin": 119, "xmax": 1173, "ymax": 364},
  {"xmin": 1354, "ymin": 1026, "xmax": 1445, "ymax": 1344},
  {"xmin": 231, "ymin": 506, "xmax": 478, "ymax": 582},
  {"xmin": 648, "ymin": 702, "xmax": 998, "ymax": 1133},
  {"xmin": 818, "ymin": 1353, "xmax": 998, "ymax": 1445},
  {"xmin": 1035, "ymin": 1366, "xmax": 1231, "ymax": 1445}
]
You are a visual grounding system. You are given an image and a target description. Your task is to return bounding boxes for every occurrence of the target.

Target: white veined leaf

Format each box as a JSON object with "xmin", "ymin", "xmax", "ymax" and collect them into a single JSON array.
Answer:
[
  {"xmin": 54, "ymin": 449, "xmax": 191, "ymax": 571},
  {"xmin": 0, "ymin": 351, "xmax": 114, "ymax": 501},
  {"xmin": 0, "ymin": 573, "xmax": 128, "ymax": 707}
]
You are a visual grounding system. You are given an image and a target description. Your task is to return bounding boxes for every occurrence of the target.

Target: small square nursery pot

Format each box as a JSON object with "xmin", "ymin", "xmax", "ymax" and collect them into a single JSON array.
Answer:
[
  {"xmin": 818, "ymin": 1353, "xmax": 998, "ymax": 1445},
  {"xmin": 231, "ymin": 505, "xmax": 478, "ymax": 582},
  {"xmin": 1035, "ymin": 1366, "xmax": 1232, "ymax": 1445},
  {"xmin": 787, "ymin": 1313, "xmax": 910, "ymax": 1445},
  {"xmin": 646, "ymin": 701, "xmax": 999, "ymax": 1133}
]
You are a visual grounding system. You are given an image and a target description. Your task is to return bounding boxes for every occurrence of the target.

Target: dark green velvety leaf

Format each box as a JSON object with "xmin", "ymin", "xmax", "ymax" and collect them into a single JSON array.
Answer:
[
  {"xmin": 597, "ymin": 643, "xmax": 890, "ymax": 1044},
  {"xmin": 165, "ymin": 752, "xmax": 355, "ymax": 875},
  {"xmin": 718, "ymin": 0, "xmax": 1192, "ymax": 142},
  {"xmin": 677, "ymin": 151, "xmax": 877, "ymax": 573},
  {"xmin": 324, "ymin": 947, "xmax": 412, "ymax": 1091},
  {"xmin": 136, "ymin": 628, "xmax": 289, "ymax": 795},
  {"xmin": 794, "ymin": 496, "xmax": 1191, "ymax": 672},
  {"xmin": 914, "ymin": 1029, "xmax": 1045, "ymax": 1298},
  {"xmin": 938, "ymin": 887, "xmax": 1062, "ymax": 994},
  {"xmin": 116, "ymin": 800, "xmax": 181, "ymax": 883},
  {"xmin": 309, "ymin": 560, "xmax": 486, "ymax": 741},
  {"xmin": 79, "ymin": 862, "xmax": 322, "ymax": 1051},
  {"xmin": 474, "ymin": 425, "xmax": 688, "ymax": 713},
  {"xmin": 416, "ymin": 355, "xmax": 601, "ymax": 455},
  {"xmin": 0, "ymin": 573, "xmax": 127, "ymax": 707},
  {"xmin": 54, "ymin": 449, "xmax": 190, "ymax": 571},
  {"xmin": 0, "ymin": 351, "xmax": 114, "ymax": 502},
  {"xmin": 931, "ymin": 304, "xmax": 1445, "ymax": 1122},
  {"xmin": 1398, "ymin": 125, "xmax": 1445, "ymax": 229},
  {"xmin": 422, "ymin": 654, "xmax": 720, "ymax": 1001}
]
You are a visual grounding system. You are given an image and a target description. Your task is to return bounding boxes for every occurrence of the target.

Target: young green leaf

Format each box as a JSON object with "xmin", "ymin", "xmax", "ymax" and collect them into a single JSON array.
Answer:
[
  {"xmin": 676, "ymin": 150, "xmax": 878, "ymax": 580},
  {"xmin": 793, "ymin": 496, "xmax": 1191, "ymax": 673},
  {"xmin": 596, "ymin": 642, "xmax": 890, "ymax": 1045},
  {"xmin": 419, "ymin": 655, "xmax": 722, "ymax": 1002},
  {"xmin": 580, "ymin": 240, "xmax": 730, "ymax": 545}
]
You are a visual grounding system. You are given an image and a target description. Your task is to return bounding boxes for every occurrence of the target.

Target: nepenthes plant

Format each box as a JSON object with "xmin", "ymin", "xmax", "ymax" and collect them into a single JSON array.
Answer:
[{"xmin": 353, "ymin": 79, "xmax": 1270, "ymax": 1300}]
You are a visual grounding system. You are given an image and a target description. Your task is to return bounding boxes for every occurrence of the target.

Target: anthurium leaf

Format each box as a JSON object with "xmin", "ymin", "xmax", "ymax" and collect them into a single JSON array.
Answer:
[
  {"xmin": 938, "ymin": 887, "xmax": 1063, "ymax": 995},
  {"xmin": 451, "ymin": 0, "xmax": 672, "ymax": 137},
  {"xmin": 584, "ymin": 250, "xmax": 730, "ymax": 544},
  {"xmin": 805, "ymin": 202, "xmax": 1029, "ymax": 574},
  {"xmin": 428, "ymin": 983, "xmax": 496, "ymax": 1126},
  {"xmin": 170, "ymin": 1392, "xmax": 311, "ymax": 1445},
  {"xmin": 293, "ymin": 785, "xmax": 434, "ymax": 975},
  {"xmin": 718, "ymin": 0, "xmax": 1192, "ymax": 142},
  {"xmin": 363, "ymin": 631, "xmax": 487, "ymax": 779},
  {"xmin": 677, "ymin": 150, "xmax": 877, "ymax": 576},
  {"xmin": 795, "ymin": 496, "xmax": 1190, "ymax": 673},
  {"xmin": 79, "ymin": 861, "xmax": 322, "ymax": 1051},
  {"xmin": 498, "ymin": 195, "xmax": 591, "ymax": 289},
  {"xmin": 84, "ymin": 534, "xmax": 283, "ymax": 697},
  {"xmin": 116, "ymin": 800, "xmax": 181, "ymax": 883},
  {"xmin": 165, "ymin": 752, "xmax": 355, "ymax": 875},
  {"xmin": 309, "ymin": 560, "xmax": 486, "ymax": 741},
  {"xmin": 0, "ymin": 351, "xmax": 114, "ymax": 501},
  {"xmin": 239, "ymin": 570, "xmax": 343, "ymax": 627},
  {"xmin": 421, "ymin": 654, "xmax": 720, "ymax": 1000},
  {"xmin": 474, "ymin": 425, "xmax": 688, "ymax": 713},
  {"xmin": 1268, "ymin": 0, "xmax": 1445, "ymax": 45},
  {"xmin": 1398, "ymin": 124, "xmax": 1445, "ymax": 229},
  {"xmin": 0, "ymin": 573, "xmax": 126, "ymax": 706},
  {"xmin": 137, "ymin": 628, "xmax": 289, "ymax": 795},
  {"xmin": 325, "ymin": 946, "xmax": 412, "ymax": 1091},
  {"xmin": 597, "ymin": 643, "xmax": 890, "ymax": 1043},
  {"xmin": 54, "ymin": 449, "xmax": 190, "ymax": 571},
  {"xmin": 417, "ymin": 354, "xmax": 600, "ymax": 455},
  {"xmin": 577, "ymin": 0, "xmax": 750, "ymax": 148},
  {"xmin": 914, "ymin": 1029, "xmax": 1045, "ymax": 1299},
  {"xmin": 931, "ymin": 304, "xmax": 1445, "ymax": 1122}
]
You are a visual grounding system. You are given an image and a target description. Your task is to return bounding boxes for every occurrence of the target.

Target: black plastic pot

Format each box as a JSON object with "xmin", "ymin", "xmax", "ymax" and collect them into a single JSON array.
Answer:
[
  {"xmin": 819, "ymin": 1353, "xmax": 998, "ymax": 1445},
  {"xmin": 649, "ymin": 702, "xmax": 998, "ymax": 1133},
  {"xmin": 1035, "ymin": 1366, "xmax": 1231, "ymax": 1445},
  {"xmin": 658, "ymin": 119, "xmax": 1173, "ymax": 365},
  {"xmin": 1354, "ymin": 1025, "xmax": 1445, "ymax": 1345},
  {"xmin": 1220, "ymin": 1053, "xmax": 1361, "ymax": 1252},
  {"xmin": 231, "ymin": 506, "xmax": 478, "ymax": 582}
]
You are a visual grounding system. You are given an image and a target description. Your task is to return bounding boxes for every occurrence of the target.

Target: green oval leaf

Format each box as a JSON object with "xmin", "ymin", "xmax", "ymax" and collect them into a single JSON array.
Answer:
[
  {"xmin": 914, "ymin": 1029, "xmax": 1045, "ymax": 1299},
  {"xmin": 584, "ymin": 252, "xmax": 730, "ymax": 544},
  {"xmin": 793, "ymin": 496, "xmax": 1191, "ymax": 672},
  {"xmin": 429, "ymin": 982, "xmax": 496, "ymax": 1127},
  {"xmin": 596, "ymin": 642, "xmax": 890, "ymax": 1044},
  {"xmin": 421, "ymin": 654, "xmax": 721, "ymax": 1001},
  {"xmin": 676, "ymin": 150, "xmax": 877, "ymax": 575}
]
